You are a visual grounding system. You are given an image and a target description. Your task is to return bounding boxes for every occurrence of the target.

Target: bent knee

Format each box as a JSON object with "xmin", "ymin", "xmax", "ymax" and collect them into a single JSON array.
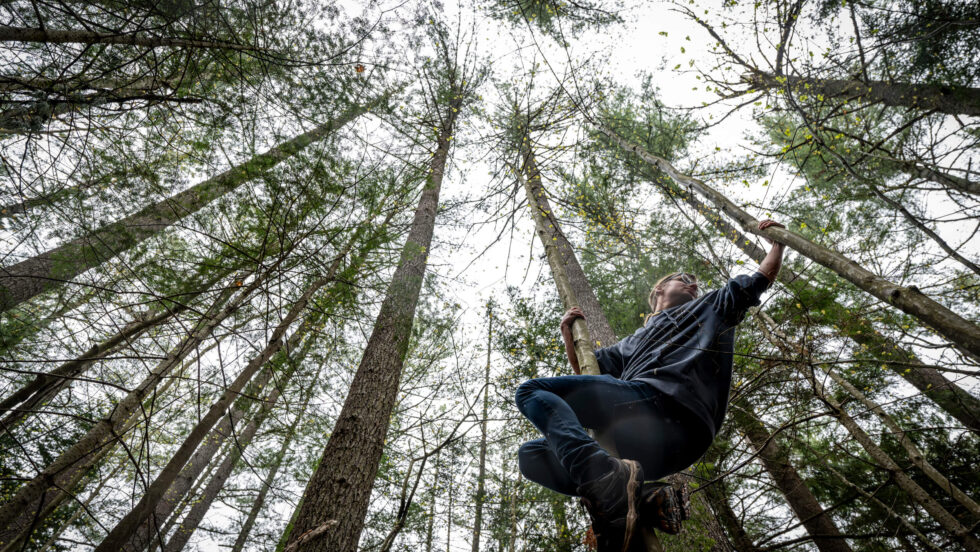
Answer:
[{"xmin": 514, "ymin": 379, "xmax": 541, "ymax": 411}]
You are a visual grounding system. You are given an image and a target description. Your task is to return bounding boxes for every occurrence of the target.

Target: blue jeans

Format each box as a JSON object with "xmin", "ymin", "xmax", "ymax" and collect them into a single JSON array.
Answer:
[{"xmin": 515, "ymin": 374, "xmax": 712, "ymax": 496}]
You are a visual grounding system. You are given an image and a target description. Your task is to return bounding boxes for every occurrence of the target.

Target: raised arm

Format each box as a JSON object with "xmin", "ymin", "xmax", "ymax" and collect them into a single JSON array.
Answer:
[
  {"xmin": 560, "ymin": 307, "xmax": 584, "ymax": 375},
  {"xmin": 757, "ymin": 219, "xmax": 787, "ymax": 283}
]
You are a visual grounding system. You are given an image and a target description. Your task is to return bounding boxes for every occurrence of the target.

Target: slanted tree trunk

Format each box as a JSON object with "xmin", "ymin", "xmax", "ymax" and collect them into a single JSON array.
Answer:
[
  {"xmin": 745, "ymin": 72, "xmax": 980, "ymax": 117},
  {"xmin": 756, "ymin": 312, "xmax": 980, "ymax": 519},
  {"xmin": 0, "ymin": 93, "xmax": 387, "ymax": 313},
  {"xmin": 121, "ymin": 368, "xmax": 276, "ymax": 552},
  {"xmin": 95, "ymin": 235, "xmax": 357, "ymax": 551},
  {"xmin": 0, "ymin": 26, "xmax": 270, "ymax": 53},
  {"xmin": 0, "ymin": 272, "xmax": 261, "ymax": 552},
  {"xmin": 163, "ymin": 343, "xmax": 306, "ymax": 552},
  {"xmin": 601, "ymin": 127, "xmax": 980, "ymax": 363},
  {"xmin": 754, "ymin": 321, "xmax": 980, "ymax": 552},
  {"xmin": 282, "ymin": 85, "xmax": 462, "ymax": 551},
  {"xmin": 0, "ymin": 266, "xmax": 232, "ymax": 432},
  {"xmin": 519, "ymin": 145, "xmax": 617, "ymax": 349},
  {"xmin": 518, "ymin": 144, "xmax": 671, "ymax": 550},
  {"xmin": 730, "ymin": 405, "xmax": 853, "ymax": 552},
  {"xmin": 229, "ymin": 371, "xmax": 319, "ymax": 552},
  {"xmin": 699, "ymin": 445, "xmax": 761, "ymax": 552}
]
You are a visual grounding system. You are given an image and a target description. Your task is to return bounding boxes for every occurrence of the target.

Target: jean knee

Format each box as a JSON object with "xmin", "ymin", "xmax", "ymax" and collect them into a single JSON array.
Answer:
[{"xmin": 514, "ymin": 379, "xmax": 539, "ymax": 413}]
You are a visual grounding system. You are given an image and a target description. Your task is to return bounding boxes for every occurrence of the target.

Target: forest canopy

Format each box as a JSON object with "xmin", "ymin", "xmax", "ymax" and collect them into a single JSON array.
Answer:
[{"xmin": 0, "ymin": 0, "xmax": 977, "ymax": 551}]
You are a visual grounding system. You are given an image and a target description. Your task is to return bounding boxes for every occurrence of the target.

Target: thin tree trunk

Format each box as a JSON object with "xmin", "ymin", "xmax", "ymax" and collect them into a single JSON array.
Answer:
[
  {"xmin": 38, "ymin": 446, "xmax": 129, "ymax": 552},
  {"xmin": 0, "ymin": 26, "xmax": 271, "ymax": 53},
  {"xmin": 0, "ymin": 93, "xmax": 386, "ymax": 313},
  {"xmin": 601, "ymin": 127, "xmax": 980, "ymax": 362},
  {"xmin": 699, "ymin": 447, "xmax": 761, "ymax": 552},
  {"xmin": 637, "ymin": 170, "xmax": 980, "ymax": 433},
  {"xmin": 0, "ymin": 273, "xmax": 258, "ymax": 551},
  {"xmin": 282, "ymin": 90, "xmax": 461, "ymax": 552},
  {"xmin": 95, "ymin": 240, "xmax": 354, "ymax": 551},
  {"xmin": 470, "ymin": 304, "xmax": 492, "ymax": 552},
  {"xmin": 162, "ymin": 347, "xmax": 304, "ymax": 552},
  {"xmin": 519, "ymin": 145, "xmax": 617, "ymax": 349},
  {"xmin": 757, "ymin": 311, "xmax": 980, "ymax": 519},
  {"xmin": 509, "ymin": 472, "xmax": 519, "ymax": 552},
  {"xmin": 229, "ymin": 372, "xmax": 318, "ymax": 552},
  {"xmin": 754, "ymin": 322, "xmax": 980, "ymax": 551},
  {"xmin": 121, "ymin": 368, "xmax": 276, "ymax": 552},
  {"xmin": 745, "ymin": 72, "xmax": 980, "ymax": 117},
  {"xmin": 730, "ymin": 406, "xmax": 853, "ymax": 552}
]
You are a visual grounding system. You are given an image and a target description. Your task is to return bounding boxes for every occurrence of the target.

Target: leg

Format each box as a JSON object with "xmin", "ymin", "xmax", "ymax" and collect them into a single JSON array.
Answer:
[
  {"xmin": 609, "ymin": 393, "xmax": 712, "ymax": 481},
  {"xmin": 514, "ymin": 375, "xmax": 656, "ymax": 487},
  {"xmin": 517, "ymin": 438, "xmax": 578, "ymax": 496}
]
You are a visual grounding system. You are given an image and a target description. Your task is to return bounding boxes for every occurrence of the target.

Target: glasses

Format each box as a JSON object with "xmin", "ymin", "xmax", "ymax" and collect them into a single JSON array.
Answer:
[
  {"xmin": 664, "ymin": 272, "xmax": 699, "ymax": 297},
  {"xmin": 665, "ymin": 272, "xmax": 697, "ymax": 285}
]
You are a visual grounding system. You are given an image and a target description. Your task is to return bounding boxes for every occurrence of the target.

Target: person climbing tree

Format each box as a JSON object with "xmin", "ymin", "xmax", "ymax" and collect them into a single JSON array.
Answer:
[{"xmin": 514, "ymin": 219, "xmax": 788, "ymax": 551}]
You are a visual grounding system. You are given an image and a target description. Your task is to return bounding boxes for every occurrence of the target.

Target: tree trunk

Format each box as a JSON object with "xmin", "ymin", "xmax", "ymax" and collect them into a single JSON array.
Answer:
[
  {"xmin": 756, "ymin": 312, "xmax": 980, "ymax": 519},
  {"xmin": 0, "ymin": 93, "xmax": 386, "ymax": 313},
  {"xmin": 229, "ymin": 371, "xmax": 318, "ymax": 552},
  {"xmin": 94, "ymin": 237, "xmax": 355, "ymax": 551},
  {"xmin": 522, "ymin": 141, "xmax": 733, "ymax": 551},
  {"xmin": 806, "ymin": 371, "xmax": 980, "ymax": 551},
  {"xmin": 162, "ymin": 348, "xmax": 301, "ymax": 552},
  {"xmin": 120, "ymin": 368, "xmax": 276, "ymax": 552},
  {"xmin": 699, "ymin": 453, "xmax": 760, "ymax": 552},
  {"xmin": 470, "ymin": 304, "xmax": 492, "ymax": 552},
  {"xmin": 745, "ymin": 71, "xmax": 980, "ymax": 117},
  {"xmin": 519, "ymin": 145, "xmax": 617, "ymax": 349},
  {"xmin": 281, "ymin": 91, "xmax": 460, "ymax": 552},
  {"xmin": 0, "ymin": 273, "xmax": 258, "ymax": 552},
  {"xmin": 730, "ymin": 406, "xmax": 853, "ymax": 552},
  {"xmin": 0, "ymin": 25, "xmax": 270, "ymax": 53},
  {"xmin": 601, "ymin": 127, "xmax": 980, "ymax": 364}
]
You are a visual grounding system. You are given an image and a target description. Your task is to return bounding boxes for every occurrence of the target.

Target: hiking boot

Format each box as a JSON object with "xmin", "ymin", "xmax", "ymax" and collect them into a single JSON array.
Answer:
[
  {"xmin": 577, "ymin": 458, "xmax": 644, "ymax": 552},
  {"xmin": 637, "ymin": 481, "xmax": 691, "ymax": 535}
]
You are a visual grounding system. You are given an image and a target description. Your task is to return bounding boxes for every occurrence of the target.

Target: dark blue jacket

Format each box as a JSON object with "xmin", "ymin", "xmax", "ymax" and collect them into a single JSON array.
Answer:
[{"xmin": 595, "ymin": 272, "xmax": 771, "ymax": 437}]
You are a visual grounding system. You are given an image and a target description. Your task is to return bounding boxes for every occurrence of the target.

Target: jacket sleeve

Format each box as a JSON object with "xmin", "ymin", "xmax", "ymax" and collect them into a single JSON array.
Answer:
[
  {"xmin": 709, "ymin": 271, "xmax": 772, "ymax": 324},
  {"xmin": 594, "ymin": 340, "xmax": 626, "ymax": 379}
]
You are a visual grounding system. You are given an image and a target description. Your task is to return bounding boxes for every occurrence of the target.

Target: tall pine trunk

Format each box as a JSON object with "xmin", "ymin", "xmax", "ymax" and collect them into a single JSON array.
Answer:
[
  {"xmin": 470, "ymin": 303, "xmax": 492, "ymax": 552},
  {"xmin": 0, "ymin": 93, "xmax": 386, "ymax": 313},
  {"xmin": 0, "ymin": 270, "xmax": 263, "ymax": 551},
  {"xmin": 229, "ymin": 367, "xmax": 319, "ymax": 552},
  {"xmin": 730, "ymin": 405, "xmax": 853, "ymax": 552},
  {"xmin": 282, "ymin": 87, "xmax": 462, "ymax": 551},
  {"xmin": 94, "ymin": 234, "xmax": 358, "ymax": 551},
  {"xmin": 162, "ymin": 342, "xmax": 310, "ymax": 552},
  {"xmin": 745, "ymin": 72, "xmax": 980, "ymax": 117}
]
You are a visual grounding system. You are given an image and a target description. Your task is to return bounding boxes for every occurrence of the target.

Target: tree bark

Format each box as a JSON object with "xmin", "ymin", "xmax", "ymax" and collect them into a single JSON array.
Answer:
[
  {"xmin": 282, "ymin": 91, "xmax": 460, "ymax": 552},
  {"xmin": 0, "ymin": 26, "xmax": 270, "ymax": 53},
  {"xmin": 517, "ymin": 142, "xmax": 669, "ymax": 550},
  {"xmin": 519, "ymin": 145, "xmax": 617, "ymax": 349},
  {"xmin": 0, "ymin": 272, "xmax": 259, "ymax": 552},
  {"xmin": 229, "ymin": 372, "xmax": 318, "ymax": 552},
  {"xmin": 745, "ymin": 72, "xmax": 980, "ymax": 117},
  {"xmin": 601, "ymin": 126, "xmax": 980, "ymax": 361},
  {"xmin": 730, "ymin": 405, "xmax": 853, "ymax": 552},
  {"xmin": 0, "ymin": 93, "xmax": 386, "ymax": 313},
  {"xmin": 94, "ymin": 236, "xmax": 356, "ymax": 551},
  {"xmin": 162, "ymin": 348, "xmax": 302, "ymax": 552}
]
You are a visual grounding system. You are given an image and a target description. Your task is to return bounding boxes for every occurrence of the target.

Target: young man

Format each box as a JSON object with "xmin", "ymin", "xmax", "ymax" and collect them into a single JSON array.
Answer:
[{"xmin": 514, "ymin": 220, "xmax": 787, "ymax": 551}]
